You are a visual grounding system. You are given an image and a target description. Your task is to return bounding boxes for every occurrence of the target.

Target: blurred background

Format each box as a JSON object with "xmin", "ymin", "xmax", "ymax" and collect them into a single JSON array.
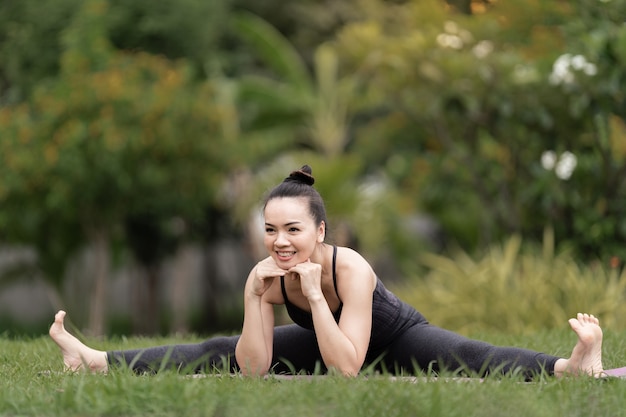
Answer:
[{"xmin": 1, "ymin": 0, "xmax": 625, "ymax": 337}]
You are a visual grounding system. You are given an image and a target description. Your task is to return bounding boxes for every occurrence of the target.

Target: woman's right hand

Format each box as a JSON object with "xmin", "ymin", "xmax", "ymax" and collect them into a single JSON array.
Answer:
[{"xmin": 249, "ymin": 257, "xmax": 288, "ymax": 297}]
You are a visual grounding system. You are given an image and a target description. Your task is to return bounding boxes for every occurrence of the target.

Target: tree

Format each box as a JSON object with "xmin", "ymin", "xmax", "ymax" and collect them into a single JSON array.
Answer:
[
  {"xmin": 230, "ymin": 0, "xmax": 364, "ymax": 68},
  {"xmin": 0, "ymin": 0, "xmax": 231, "ymax": 334},
  {"xmin": 332, "ymin": 0, "xmax": 625, "ymax": 261},
  {"xmin": 0, "ymin": 0, "xmax": 80, "ymax": 103},
  {"xmin": 546, "ymin": 0, "xmax": 626, "ymax": 262},
  {"xmin": 0, "ymin": 0, "xmax": 231, "ymax": 103}
]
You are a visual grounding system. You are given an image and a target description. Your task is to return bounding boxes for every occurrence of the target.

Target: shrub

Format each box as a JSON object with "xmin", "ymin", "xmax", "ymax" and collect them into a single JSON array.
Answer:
[{"xmin": 394, "ymin": 232, "xmax": 626, "ymax": 335}]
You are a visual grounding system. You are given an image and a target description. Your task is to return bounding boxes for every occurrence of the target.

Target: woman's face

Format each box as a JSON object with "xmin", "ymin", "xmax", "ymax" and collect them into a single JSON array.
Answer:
[{"xmin": 263, "ymin": 197, "xmax": 325, "ymax": 269}]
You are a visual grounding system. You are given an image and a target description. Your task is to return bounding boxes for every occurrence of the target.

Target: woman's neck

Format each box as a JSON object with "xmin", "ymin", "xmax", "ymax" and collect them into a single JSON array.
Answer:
[{"xmin": 310, "ymin": 242, "xmax": 332, "ymax": 277}]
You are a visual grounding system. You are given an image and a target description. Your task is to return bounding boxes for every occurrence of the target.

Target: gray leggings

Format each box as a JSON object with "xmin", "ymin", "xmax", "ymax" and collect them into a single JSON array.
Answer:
[{"xmin": 108, "ymin": 323, "xmax": 559, "ymax": 378}]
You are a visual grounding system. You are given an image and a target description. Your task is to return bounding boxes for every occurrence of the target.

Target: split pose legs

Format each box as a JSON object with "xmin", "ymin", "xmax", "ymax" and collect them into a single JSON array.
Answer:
[{"xmin": 49, "ymin": 310, "xmax": 604, "ymax": 377}]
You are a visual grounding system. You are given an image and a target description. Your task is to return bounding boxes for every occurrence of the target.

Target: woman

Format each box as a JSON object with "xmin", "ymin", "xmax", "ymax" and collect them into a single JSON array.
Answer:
[{"xmin": 50, "ymin": 165, "xmax": 604, "ymax": 378}]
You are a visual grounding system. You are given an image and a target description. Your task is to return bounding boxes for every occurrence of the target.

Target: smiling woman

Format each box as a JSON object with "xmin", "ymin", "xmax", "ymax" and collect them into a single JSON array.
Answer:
[{"xmin": 50, "ymin": 165, "xmax": 607, "ymax": 379}]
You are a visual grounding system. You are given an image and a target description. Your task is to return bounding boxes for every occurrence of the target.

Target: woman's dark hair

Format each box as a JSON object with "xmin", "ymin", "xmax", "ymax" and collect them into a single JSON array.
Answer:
[{"xmin": 263, "ymin": 165, "xmax": 327, "ymax": 227}]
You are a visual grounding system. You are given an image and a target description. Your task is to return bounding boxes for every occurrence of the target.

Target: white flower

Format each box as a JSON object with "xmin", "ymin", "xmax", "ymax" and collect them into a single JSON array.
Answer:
[
  {"xmin": 436, "ymin": 33, "xmax": 464, "ymax": 49},
  {"xmin": 549, "ymin": 53, "xmax": 597, "ymax": 85},
  {"xmin": 570, "ymin": 55, "xmax": 587, "ymax": 70},
  {"xmin": 472, "ymin": 40, "xmax": 494, "ymax": 59},
  {"xmin": 541, "ymin": 150, "xmax": 557, "ymax": 170},
  {"xmin": 541, "ymin": 150, "xmax": 577, "ymax": 180},
  {"xmin": 437, "ymin": 21, "xmax": 470, "ymax": 50},
  {"xmin": 555, "ymin": 151, "xmax": 577, "ymax": 180}
]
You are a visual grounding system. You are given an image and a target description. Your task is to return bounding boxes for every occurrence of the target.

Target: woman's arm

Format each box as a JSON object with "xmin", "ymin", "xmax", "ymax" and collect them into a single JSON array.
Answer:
[
  {"xmin": 309, "ymin": 286, "xmax": 373, "ymax": 376},
  {"xmin": 235, "ymin": 262, "xmax": 283, "ymax": 376},
  {"xmin": 291, "ymin": 250, "xmax": 375, "ymax": 376},
  {"xmin": 235, "ymin": 291, "xmax": 274, "ymax": 375}
]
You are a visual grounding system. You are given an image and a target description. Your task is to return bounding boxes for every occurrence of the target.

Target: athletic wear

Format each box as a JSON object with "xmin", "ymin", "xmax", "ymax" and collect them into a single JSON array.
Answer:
[
  {"xmin": 280, "ymin": 244, "xmax": 343, "ymax": 329},
  {"xmin": 108, "ymin": 247, "xmax": 560, "ymax": 377}
]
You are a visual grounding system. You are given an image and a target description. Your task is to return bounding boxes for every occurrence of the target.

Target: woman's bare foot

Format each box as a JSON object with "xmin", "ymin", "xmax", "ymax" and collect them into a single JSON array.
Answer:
[
  {"xmin": 554, "ymin": 313, "xmax": 604, "ymax": 377},
  {"xmin": 49, "ymin": 310, "xmax": 108, "ymax": 372}
]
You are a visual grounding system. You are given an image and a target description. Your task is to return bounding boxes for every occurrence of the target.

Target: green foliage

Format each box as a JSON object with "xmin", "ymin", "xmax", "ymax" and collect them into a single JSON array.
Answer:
[
  {"xmin": 106, "ymin": 0, "xmax": 230, "ymax": 69},
  {"xmin": 335, "ymin": 0, "xmax": 569, "ymax": 248},
  {"xmin": 2, "ymin": 0, "xmax": 626, "ymax": 335},
  {"xmin": 0, "ymin": 7, "xmax": 225, "ymax": 240},
  {"xmin": 0, "ymin": 0, "xmax": 230, "ymax": 102},
  {"xmin": 0, "ymin": 0, "xmax": 81, "ymax": 102},
  {"xmin": 233, "ymin": 12, "xmax": 372, "ymax": 158},
  {"xmin": 545, "ymin": 0, "xmax": 626, "ymax": 261},
  {"xmin": 0, "ymin": 0, "xmax": 232, "ymax": 331},
  {"xmin": 395, "ymin": 233, "xmax": 626, "ymax": 335},
  {"xmin": 333, "ymin": 0, "xmax": 626, "ymax": 262},
  {"xmin": 231, "ymin": 0, "xmax": 365, "ymax": 66}
]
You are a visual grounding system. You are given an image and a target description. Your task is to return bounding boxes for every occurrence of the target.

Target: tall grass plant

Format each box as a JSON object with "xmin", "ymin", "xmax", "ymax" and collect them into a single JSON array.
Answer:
[{"xmin": 395, "ymin": 232, "xmax": 626, "ymax": 335}]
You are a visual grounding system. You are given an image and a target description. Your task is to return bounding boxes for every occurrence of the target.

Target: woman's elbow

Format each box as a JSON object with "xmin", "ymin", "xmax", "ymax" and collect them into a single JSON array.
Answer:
[
  {"xmin": 235, "ymin": 350, "xmax": 270, "ymax": 376},
  {"xmin": 329, "ymin": 360, "xmax": 362, "ymax": 377},
  {"xmin": 238, "ymin": 360, "xmax": 270, "ymax": 377},
  {"xmin": 341, "ymin": 367, "xmax": 360, "ymax": 377}
]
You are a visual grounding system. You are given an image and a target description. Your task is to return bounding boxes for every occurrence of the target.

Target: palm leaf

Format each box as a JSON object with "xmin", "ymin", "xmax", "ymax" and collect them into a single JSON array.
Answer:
[
  {"xmin": 232, "ymin": 12, "xmax": 313, "ymax": 94},
  {"xmin": 237, "ymin": 76, "xmax": 311, "ymax": 112}
]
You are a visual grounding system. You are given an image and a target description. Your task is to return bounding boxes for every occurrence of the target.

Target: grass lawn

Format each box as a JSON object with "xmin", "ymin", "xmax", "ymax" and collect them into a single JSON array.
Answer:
[{"xmin": 2, "ymin": 328, "xmax": 626, "ymax": 417}]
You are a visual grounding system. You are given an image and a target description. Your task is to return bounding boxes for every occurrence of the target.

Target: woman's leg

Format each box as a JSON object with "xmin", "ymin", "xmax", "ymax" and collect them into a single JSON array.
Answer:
[
  {"xmin": 382, "ymin": 323, "xmax": 559, "ymax": 378},
  {"xmin": 553, "ymin": 313, "xmax": 603, "ymax": 377},
  {"xmin": 49, "ymin": 310, "xmax": 109, "ymax": 372},
  {"xmin": 50, "ymin": 311, "xmax": 324, "ymax": 375},
  {"xmin": 107, "ymin": 335, "xmax": 240, "ymax": 374},
  {"xmin": 270, "ymin": 324, "xmax": 324, "ymax": 374},
  {"xmin": 380, "ymin": 313, "xmax": 603, "ymax": 378},
  {"xmin": 109, "ymin": 324, "xmax": 324, "ymax": 375},
  {"xmin": 50, "ymin": 310, "xmax": 240, "ymax": 373}
]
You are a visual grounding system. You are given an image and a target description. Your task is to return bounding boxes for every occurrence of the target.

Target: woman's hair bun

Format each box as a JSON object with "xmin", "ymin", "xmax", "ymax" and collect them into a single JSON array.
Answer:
[{"xmin": 285, "ymin": 165, "xmax": 315, "ymax": 186}]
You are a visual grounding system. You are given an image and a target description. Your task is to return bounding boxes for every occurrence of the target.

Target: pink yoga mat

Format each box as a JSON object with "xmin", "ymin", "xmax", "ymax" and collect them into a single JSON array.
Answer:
[{"xmin": 604, "ymin": 366, "xmax": 626, "ymax": 377}]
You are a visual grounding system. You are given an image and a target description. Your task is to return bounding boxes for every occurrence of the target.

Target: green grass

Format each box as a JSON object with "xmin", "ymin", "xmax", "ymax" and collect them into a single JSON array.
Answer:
[{"xmin": 2, "ymin": 330, "xmax": 626, "ymax": 417}]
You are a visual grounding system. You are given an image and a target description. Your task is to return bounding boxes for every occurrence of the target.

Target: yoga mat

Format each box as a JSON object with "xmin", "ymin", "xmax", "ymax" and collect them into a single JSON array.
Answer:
[{"xmin": 604, "ymin": 366, "xmax": 626, "ymax": 377}]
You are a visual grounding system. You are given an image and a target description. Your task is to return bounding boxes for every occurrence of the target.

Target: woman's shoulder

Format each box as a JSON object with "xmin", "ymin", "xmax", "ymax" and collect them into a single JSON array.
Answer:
[
  {"xmin": 334, "ymin": 246, "xmax": 377, "ymax": 286},
  {"xmin": 335, "ymin": 245, "xmax": 367, "ymax": 264}
]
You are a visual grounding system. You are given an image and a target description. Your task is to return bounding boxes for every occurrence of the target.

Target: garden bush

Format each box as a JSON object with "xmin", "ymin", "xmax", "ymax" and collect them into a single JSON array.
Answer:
[{"xmin": 395, "ymin": 232, "xmax": 626, "ymax": 335}]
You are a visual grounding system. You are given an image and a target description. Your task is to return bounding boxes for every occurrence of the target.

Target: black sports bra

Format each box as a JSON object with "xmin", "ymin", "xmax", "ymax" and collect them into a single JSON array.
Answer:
[{"xmin": 280, "ymin": 245, "xmax": 343, "ymax": 330}]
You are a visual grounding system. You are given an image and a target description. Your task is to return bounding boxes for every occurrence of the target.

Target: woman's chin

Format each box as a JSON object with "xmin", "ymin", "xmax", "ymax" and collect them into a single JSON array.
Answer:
[{"xmin": 274, "ymin": 255, "xmax": 301, "ymax": 269}]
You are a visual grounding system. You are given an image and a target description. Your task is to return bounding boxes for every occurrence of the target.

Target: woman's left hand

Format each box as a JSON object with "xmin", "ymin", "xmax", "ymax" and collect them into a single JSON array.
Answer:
[{"xmin": 288, "ymin": 260, "xmax": 323, "ymax": 302}]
